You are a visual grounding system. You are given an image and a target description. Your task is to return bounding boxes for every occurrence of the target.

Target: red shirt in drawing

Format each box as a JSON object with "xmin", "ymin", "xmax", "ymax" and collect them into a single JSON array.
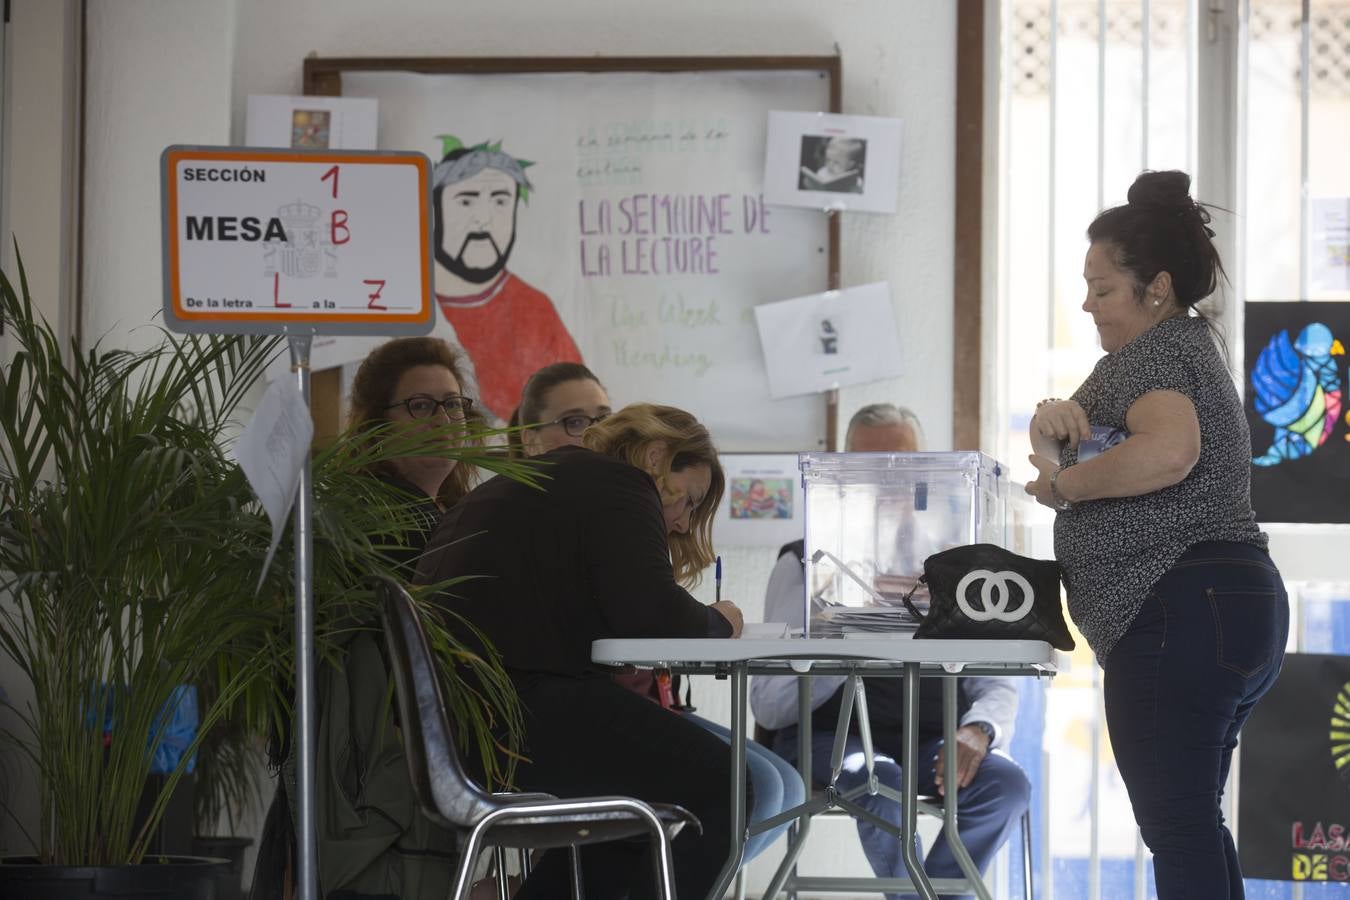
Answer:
[{"xmin": 436, "ymin": 271, "xmax": 583, "ymax": 422}]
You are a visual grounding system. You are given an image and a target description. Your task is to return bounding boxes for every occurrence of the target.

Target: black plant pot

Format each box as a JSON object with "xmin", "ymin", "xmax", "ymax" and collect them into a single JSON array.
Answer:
[
  {"xmin": 191, "ymin": 836, "xmax": 253, "ymax": 900},
  {"xmin": 0, "ymin": 855, "xmax": 230, "ymax": 900}
]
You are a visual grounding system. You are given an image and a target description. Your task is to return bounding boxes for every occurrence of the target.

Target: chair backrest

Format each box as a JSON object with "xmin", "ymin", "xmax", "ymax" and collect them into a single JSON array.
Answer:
[{"xmin": 376, "ymin": 575, "xmax": 496, "ymax": 829}]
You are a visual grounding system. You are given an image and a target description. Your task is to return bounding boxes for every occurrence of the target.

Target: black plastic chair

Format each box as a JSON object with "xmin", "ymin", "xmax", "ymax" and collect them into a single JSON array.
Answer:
[{"xmin": 376, "ymin": 576, "xmax": 698, "ymax": 900}]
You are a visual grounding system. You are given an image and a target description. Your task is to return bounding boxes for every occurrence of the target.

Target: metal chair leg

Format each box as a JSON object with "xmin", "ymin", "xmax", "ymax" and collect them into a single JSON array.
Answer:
[
  {"xmin": 493, "ymin": 846, "xmax": 511, "ymax": 900},
  {"xmin": 568, "ymin": 845, "xmax": 586, "ymax": 900},
  {"xmin": 1021, "ymin": 808, "xmax": 1034, "ymax": 899}
]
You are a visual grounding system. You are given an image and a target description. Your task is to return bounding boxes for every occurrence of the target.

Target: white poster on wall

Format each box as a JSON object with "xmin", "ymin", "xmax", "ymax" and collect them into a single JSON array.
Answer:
[
  {"xmin": 713, "ymin": 453, "xmax": 804, "ymax": 548},
  {"xmin": 762, "ymin": 111, "xmax": 903, "ymax": 214},
  {"xmin": 1311, "ymin": 197, "xmax": 1350, "ymax": 293},
  {"xmin": 246, "ymin": 95, "xmax": 384, "ymax": 381},
  {"xmin": 245, "ymin": 95, "xmax": 379, "ymax": 152},
  {"xmin": 753, "ymin": 282, "xmax": 903, "ymax": 399},
  {"xmin": 340, "ymin": 69, "xmax": 832, "ymax": 448}
]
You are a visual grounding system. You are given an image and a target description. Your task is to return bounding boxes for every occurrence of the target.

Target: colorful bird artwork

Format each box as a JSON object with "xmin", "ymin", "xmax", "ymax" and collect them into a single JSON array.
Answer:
[{"xmin": 1250, "ymin": 322, "xmax": 1345, "ymax": 466}]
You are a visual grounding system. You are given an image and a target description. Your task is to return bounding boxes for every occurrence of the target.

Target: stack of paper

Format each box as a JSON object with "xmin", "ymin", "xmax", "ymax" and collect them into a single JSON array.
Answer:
[{"xmin": 812, "ymin": 605, "xmax": 921, "ymax": 635}]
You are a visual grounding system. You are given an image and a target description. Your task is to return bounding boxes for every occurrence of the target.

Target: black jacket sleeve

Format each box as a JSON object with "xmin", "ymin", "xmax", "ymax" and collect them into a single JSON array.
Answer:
[{"xmin": 579, "ymin": 462, "xmax": 723, "ymax": 638}]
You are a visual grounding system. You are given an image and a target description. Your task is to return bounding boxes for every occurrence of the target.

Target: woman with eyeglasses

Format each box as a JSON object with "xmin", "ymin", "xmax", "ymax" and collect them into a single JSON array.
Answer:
[
  {"xmin": 347, "ymin": 336, "xmax": 480, "ymax": 571},
  {"xmin": 254, "ymin": 337, "xmax": 480, "ymax": 900},
  {"xmin": 507, "ymin": 361, "xmax": 612, "ymax": 457},
  {"xmin": 417, "ymin": 403, "xmax": 744, "ymax": 900}
]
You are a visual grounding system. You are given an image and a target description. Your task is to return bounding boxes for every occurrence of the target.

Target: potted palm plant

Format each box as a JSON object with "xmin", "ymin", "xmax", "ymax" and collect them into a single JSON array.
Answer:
[{"xmin": 0, "ymin": 252, "xmax": 530, "ymax": 898}]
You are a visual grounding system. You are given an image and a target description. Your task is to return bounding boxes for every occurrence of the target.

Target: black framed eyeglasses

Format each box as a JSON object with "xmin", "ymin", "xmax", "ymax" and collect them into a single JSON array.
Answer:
[
  {"xmin": 539, "ymin": 412, "xmax": 609, "ymax": 437},
  {"xmin": 384, "ymin": 394, "xmax": 474, "ymax": 420}
]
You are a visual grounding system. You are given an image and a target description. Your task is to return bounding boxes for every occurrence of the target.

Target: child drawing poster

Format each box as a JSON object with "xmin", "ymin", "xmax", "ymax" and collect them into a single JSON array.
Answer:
[
  {"xmin": 1244, "ymin": 301, "xmax": 1350, "ymax": 523},
  {"xmin": 340, "ymin": 69, "xmax": 833, "ymax": 449},
  {"xmin": 763, "ymin": 110, "xmax": 902, "ymax": 214},
  {"xmin": 715, "ymin": 454, "xmax": 804, "ymax": 547}
]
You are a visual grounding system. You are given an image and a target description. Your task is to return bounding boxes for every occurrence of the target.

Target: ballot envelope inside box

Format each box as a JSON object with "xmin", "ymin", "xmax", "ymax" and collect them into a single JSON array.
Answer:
[{"xmin": 800, "ymin": 451, "xmax": 1010, "ymax": 634}]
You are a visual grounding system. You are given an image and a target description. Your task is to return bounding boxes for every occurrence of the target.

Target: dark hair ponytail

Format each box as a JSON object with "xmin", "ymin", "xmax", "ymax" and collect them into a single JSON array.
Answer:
[
  {"xmin": 1088, "ymin": 170, "xmax": 1227, "ymax": 308},
  {"xmin": 507, "ymin": 361, "xmax": 605, "ymax": 458}
]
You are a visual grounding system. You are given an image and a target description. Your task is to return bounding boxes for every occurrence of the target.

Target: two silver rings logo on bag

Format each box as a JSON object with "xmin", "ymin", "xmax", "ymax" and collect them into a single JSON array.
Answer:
[{"xmin": 954, "ymin": 569, "xmax": 1034, "ymax": 623}]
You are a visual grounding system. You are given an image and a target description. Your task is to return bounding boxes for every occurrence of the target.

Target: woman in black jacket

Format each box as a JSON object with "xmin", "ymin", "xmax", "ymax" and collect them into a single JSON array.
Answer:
[{"xmin": 417, "ymin": 403, "xmax": 744, "ymax": 900}]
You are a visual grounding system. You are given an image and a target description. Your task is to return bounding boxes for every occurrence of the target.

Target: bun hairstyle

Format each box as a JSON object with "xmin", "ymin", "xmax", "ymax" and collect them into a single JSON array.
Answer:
[{"xmin": 1087, "ymin": 170, "xmax": 1228, "ymax": 309}]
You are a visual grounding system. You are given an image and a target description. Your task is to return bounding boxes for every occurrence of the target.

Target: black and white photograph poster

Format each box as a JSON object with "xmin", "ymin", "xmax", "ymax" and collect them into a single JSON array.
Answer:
[
  {"xmin": 763, "ymin": 111, "xmax": 902, "ymax": 214},
  {"xmin": 753, "ymin": 281, "xmax": 902, "ymax": 398}
]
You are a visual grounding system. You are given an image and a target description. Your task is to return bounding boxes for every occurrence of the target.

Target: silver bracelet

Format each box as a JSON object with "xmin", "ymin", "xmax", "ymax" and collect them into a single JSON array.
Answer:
[{"xmin": 1049, "ymin": 466, "xmax": 1074, "ymax": 512}]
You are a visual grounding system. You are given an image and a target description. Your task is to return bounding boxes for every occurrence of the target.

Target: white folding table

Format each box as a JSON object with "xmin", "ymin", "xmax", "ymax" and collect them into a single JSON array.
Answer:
[{"xmin": 592, "ymin": 636, "xmax": 1057, "ymax": 900}]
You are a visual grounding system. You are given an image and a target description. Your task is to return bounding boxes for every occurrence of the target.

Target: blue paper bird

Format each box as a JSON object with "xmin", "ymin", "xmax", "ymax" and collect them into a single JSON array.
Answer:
[{"xmin": 1251, "ymin": 322, "xmax": 1344, "ymax": 466}]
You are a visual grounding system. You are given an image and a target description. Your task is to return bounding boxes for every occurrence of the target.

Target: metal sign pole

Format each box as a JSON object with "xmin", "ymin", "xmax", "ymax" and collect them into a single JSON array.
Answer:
[
  {"xmin": 289, "ymin": 334, "xmax": 318, "ymax": 900},
  {"xmin": 160, "ymin": 147, "xmax": 435, "ymax": 900}
]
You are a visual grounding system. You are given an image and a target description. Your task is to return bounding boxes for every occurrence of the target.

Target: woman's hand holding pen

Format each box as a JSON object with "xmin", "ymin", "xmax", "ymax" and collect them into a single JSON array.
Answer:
[{"xmin": 711, "ymin": 601, "xmax": 744, "ymax": 638}]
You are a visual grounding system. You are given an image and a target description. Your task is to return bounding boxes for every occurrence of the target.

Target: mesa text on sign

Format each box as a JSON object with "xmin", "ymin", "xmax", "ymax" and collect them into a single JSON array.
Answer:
[{"xmin": 161, "ymin": 146, "xmax": 433, "ymax": 336}]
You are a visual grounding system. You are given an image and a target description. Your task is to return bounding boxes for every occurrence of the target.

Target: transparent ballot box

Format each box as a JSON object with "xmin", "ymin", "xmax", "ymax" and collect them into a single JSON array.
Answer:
[{"xmin": 800, "ymin": 451, "xmax": 1010, "ymax": 635}]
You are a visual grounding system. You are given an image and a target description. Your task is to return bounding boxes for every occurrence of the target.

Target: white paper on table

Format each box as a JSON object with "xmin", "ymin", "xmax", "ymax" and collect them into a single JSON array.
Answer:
[
  {"xmin": 234, "ymin": 378, "xmax": 314, "ymax": 590},
  {"xmin": 753, "ymin": 282, "xmax": 902, "ymax": 399},
  {"xmin": 741, "ymin": 622, "xmax": 790, "ymax": 638}
]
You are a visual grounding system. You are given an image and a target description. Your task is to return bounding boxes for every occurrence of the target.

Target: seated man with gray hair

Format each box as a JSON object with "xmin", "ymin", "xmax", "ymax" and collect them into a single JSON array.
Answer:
[{"xmin": 750, "ymin": 403, "xmax": 1029, "ymax": 900}]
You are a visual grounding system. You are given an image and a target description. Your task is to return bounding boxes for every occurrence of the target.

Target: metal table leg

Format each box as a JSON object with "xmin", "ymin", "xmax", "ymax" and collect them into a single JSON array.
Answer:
[
  {"xmin": 901, "ymin": 662, "xmax": 939, "ymax": 900},
  {"xmin": 762, "ymin": 676, "xmax": 816, "ymax": 900},
  {"xmin": 942, "ymin": 675, "xmax": 992, "ymax": 900},
  {"xmin": 706, "ymin": 662, "xmax": 749, "ymax": 900}
]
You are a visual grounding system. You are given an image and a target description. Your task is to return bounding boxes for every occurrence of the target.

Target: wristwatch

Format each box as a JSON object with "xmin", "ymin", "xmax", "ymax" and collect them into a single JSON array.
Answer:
[
  {"xmin": 1049, "ymin": 466, "xmax": 1074, "ymax": 512},
  {"xmin": 969, "ymin": 721, "xmax": 996, "ymax": 745}
]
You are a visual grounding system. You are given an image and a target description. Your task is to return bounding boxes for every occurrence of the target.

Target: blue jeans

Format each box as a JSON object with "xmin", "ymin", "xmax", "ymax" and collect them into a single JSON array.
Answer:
[
  {"xmin": 685, "ymin": 713, "xmax": 806, "ymax": 861},
  {"xmin": 1104, "ymin": 541, "xmax": 1289, "ymax": 900},
  {"xmin": 775, "ymin": 728, "xmax": 1029, "ymax": 900}
]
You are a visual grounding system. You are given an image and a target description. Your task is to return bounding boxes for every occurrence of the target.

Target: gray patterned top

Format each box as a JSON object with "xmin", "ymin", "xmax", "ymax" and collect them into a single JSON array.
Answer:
[{"xmin": 1053, "ymin": 314, "xmax": 1267, "ymax": 663}]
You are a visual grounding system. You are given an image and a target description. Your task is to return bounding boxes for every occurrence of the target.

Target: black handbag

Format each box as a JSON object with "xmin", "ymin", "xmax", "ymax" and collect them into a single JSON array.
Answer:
[{"xmin": 900, "ymin": 543, "xmax": 1075, "ymax": 651}]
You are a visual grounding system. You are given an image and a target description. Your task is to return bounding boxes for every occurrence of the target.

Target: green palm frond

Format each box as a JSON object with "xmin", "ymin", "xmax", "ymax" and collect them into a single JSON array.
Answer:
[{"xmin": 0, "ymin": 247, "xmax": 528, "ymax": 863}]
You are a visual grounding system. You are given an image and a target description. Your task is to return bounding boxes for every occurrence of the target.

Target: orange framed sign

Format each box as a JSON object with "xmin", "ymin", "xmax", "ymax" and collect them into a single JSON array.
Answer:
[{"xmin": 160, "ymin": 146, "xmax": 433, "ymax": 335}]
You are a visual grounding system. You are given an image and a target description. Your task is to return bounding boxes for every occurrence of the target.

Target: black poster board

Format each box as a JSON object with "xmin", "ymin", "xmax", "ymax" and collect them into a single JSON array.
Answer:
[
  {"xmin": 1237, "ymin": 652, "xmax": 1350, "ymax": 883},
  {"xmin": 1244, "ymin": 301, "xmax": 1350, "ymax": 523}
]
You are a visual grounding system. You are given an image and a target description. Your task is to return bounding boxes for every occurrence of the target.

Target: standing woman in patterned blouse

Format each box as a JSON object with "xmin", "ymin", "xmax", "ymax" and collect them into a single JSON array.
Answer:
[{"xmin": 1024, "ymin": 170, "xmax": 1288, "ymax": 899}]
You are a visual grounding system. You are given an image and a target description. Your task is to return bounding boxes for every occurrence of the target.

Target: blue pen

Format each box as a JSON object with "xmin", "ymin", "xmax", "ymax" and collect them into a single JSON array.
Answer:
[{"xmin": 715, "ymin": 556, "xmax": 722, "ymax": 603}]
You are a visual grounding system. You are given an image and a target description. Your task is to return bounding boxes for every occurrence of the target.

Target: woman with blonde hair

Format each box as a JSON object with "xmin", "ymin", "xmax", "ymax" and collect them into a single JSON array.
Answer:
[
  {"xmin": 417, "ymin": 402, "xmax": 743, "ymax": 900},
  {"xmin": 584, "ymin": 406, "xmax": 805, "ymax": 863}
]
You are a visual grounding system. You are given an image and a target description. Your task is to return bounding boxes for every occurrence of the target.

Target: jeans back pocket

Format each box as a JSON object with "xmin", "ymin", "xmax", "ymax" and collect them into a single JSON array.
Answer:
[{"xmin": 1205, "ymin": 588, "xmax": 1280, "ymax": 678}]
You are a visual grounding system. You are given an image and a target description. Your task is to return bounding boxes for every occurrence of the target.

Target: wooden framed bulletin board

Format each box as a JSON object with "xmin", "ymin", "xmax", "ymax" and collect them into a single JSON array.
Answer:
[{"xmin": 303, "ymin": 55, "xmax": 841, "ymax": 451}]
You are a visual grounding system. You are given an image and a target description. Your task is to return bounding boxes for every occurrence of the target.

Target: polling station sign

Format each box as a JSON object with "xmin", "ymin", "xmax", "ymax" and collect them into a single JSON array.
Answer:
[{"xmin": 160, "ymin": 146, "xmax": 433, "ymax": 335}]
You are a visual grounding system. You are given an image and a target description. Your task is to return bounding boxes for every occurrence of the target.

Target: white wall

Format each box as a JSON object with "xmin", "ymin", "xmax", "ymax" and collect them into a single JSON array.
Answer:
[
  {"xmin": 83, "ymin": 0, "xmax": 959, "ymax": 450},
  {"xmin": 1, "ymin": 0, "xmax": 79, "ymax": 337},
  {"xmin": 83, "ymin": 0, "xmax": 237, "ymax": 353},
  {"xmin": 0, "ymin": 0, "xmax": 81, "ymax": 863}
]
